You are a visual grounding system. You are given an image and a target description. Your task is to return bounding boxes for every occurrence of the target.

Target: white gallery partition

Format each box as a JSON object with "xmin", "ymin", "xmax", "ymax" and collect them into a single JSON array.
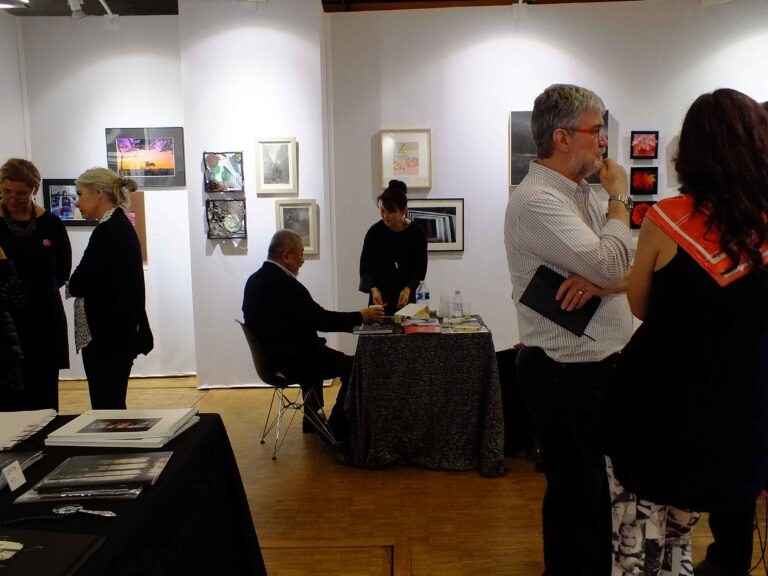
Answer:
[
  {"xmin": 2, "ymin": 0, "xmax": 767, "ymax": 387},
  {"xmin": 18, "ymin": 15, "xmax": 196, "ymax": 379}
]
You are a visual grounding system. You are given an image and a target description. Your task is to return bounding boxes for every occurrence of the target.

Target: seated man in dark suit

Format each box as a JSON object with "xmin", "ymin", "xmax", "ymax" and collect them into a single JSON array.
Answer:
[{"xmin": 242, "ymin": 229, "xmax": 384, "ymax": 441}]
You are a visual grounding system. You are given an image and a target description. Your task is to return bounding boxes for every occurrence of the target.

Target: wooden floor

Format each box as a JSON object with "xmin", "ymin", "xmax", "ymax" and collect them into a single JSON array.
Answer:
[{"xmin": 58, "ymin": 377, "xmax": 768, "ymax": 576}]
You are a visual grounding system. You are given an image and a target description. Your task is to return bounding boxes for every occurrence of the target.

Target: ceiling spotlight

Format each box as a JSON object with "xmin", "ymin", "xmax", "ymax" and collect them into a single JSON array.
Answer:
[{"xmin": 68, "ymin": 0, "xmax": 86, "ymax": 19}]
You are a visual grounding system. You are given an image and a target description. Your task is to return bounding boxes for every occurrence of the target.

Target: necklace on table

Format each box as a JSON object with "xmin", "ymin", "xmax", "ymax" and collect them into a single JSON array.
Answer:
[{"xmin": 1, "ymin": 203, "xmax": 37, "ymax": 237}]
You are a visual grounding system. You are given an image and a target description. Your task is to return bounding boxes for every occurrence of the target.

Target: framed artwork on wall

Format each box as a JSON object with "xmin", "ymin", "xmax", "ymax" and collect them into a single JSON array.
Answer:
[
  {"xmin": 380, "ymin": 129, "xmax": 431, "ymax": 189},
  {"xmin": 257, "ymin": 137, "xmax": 297, "ymax": 195},
  {"xmin": 203, "ymin": 152, "xmax": 244, "ymax": 193},
  {"xmin": 275, "ymin": 198, "xmax": 318, "ymax": 255},
  {"xmin": 206, "ymin": 199, "xmax": 247, "ymax": 240},
  {"xmin": 42, "ymin": 179, "xmax": 97, "ymax": 226},
  {"xmin": 408, "ymin": 198, "xmax": 464, "ymax": 252},
  {"xmin": 106, "ymin": 127, "xmax": 186, "ymax": 188},
  {"xmin": 630, "ymin": 131, "xmax": 659, "ymax": 159},
  {"xmin": 629, "ymin": 166, "xmax": 659, "ymax": 196},
  {"xmin": 630, "ymin": 200, "xmax": 657, "ymax": 230}
]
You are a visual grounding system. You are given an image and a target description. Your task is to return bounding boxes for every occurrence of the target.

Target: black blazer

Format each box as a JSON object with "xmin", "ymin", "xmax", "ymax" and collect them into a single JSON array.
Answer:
[
  {"xmin": 68, "ymin": 208, "xmax": 153, "ymax": 357},
  {"xmin": 242, "ymin": 261, "xmax": 362, "ymax": 368}
]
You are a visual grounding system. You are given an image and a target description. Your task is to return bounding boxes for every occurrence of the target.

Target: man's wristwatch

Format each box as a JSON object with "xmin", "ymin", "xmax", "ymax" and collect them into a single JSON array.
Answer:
[{"xmin": 608, "ymin": 194, "xmax": 633, "ymax": 213}]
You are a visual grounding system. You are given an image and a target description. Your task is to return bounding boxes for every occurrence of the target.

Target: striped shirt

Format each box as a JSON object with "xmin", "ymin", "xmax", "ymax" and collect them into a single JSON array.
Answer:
[{"xmin": 504, "ymin": 161, "xmax": 635, "ymax": 362}]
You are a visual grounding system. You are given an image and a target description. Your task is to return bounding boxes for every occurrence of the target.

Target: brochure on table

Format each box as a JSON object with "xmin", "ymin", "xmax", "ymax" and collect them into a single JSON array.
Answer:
[{"xmin": 0, "ymin": 410, "xmax": 57, "ymax": 450}]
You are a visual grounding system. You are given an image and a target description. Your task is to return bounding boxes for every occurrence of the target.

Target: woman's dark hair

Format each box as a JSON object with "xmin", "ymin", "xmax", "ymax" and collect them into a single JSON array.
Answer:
[
  {"xmin": 377, "ymin": 179, "xmax": 408, "ymax": 212},
  {"xmin": 674, "ymin": 88, "xmax": 768, "ymax": 279}
]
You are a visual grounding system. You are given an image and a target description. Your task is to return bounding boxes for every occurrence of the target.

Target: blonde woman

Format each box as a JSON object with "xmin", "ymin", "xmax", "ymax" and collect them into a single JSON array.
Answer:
[{"xmin": 68, "ymin": 167, "xmax": 153, "ymax": 408}]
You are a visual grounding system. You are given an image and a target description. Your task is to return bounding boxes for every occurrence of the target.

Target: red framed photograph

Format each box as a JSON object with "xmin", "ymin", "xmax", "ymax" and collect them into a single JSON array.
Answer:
[
  {"xmin": 630, "ymin": 166, "xmax": 659, "ymax": 196},
  {"xmin": 630, "ymin": 201, "xmax": 657, "ymax": 230},
  {"xmin": 630, "ymin": 130, "xmax": 659, "ymax": 159}
]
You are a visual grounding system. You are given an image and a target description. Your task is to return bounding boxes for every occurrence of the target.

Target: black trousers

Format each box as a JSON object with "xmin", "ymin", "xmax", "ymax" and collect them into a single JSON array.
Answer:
[
  {"xmin": 517, "ymin": 346, "xmax": 617, "ymax": 576},
  {"xmin": 705, "ymin": 503, "xmax": 756, "ymax": 575},
  {"xmin": 82, "ymin": 342, "xmax": 135, "ymax": 409},
  {"xmin": 281, "ymin": 346, "xmax": 354, "ymax": 439}
]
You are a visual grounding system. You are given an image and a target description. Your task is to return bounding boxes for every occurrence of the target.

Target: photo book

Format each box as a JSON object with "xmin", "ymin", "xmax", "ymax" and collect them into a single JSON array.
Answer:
[
  {"xmin": 0, "ymin": 409, "xmax": 57, "ymax": 450},
  {"xmin": 519, "ymin": 265, "xmax": 601, "ymax": 339},
  {"xmin": 0, "ymin": 527, "xmax": 105, "ymax": 576},
  {"xmin": 45, "ymin": 408, "xmax": 199, "ymax": 448}
]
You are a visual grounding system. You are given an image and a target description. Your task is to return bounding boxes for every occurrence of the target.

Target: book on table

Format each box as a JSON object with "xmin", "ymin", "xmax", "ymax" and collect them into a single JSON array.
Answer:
[
  {"xmin": 0, "ymin": 527, "xmax": 105, "ymax": 576},
  {"xmin": 402, "ymin": 317, "xmax": 442, "ymax": 334},
  {"xmin": 14, "ymin": 451, "xmax": 173, "ymax": 503},
  {"xmin": 45, "ymin": 408, "xmax": 199, "ymax": 448},
  {"xmin": 0, "ymin": 409, "xmax": 57, "ymax": 450}
]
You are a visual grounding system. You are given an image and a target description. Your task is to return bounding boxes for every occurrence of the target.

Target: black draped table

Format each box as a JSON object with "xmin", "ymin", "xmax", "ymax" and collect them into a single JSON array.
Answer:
[
  {"xmin": 345, "ymin": 318, "xmax": 506, "ymax": 477},
  {"xmin": 0, "ymin": 413, "xmax": 266, "ymax": 576}
]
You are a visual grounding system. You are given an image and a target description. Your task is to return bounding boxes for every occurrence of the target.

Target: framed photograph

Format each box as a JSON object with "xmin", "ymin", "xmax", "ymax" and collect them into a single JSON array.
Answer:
[
  {"xmin": 206, "ymin": 199, "xmax": 247, "ymax": 240},
  {"xmin": 380, "ymin": 129, "xmax": 431, "ymax": 189},
  {"xmin": 630, "ymin": 166, "xmax": 659, "ymax": 196},
  {"xmin": 275, "ymin": 198, "xmax": 318, "ymax": 255},
  {"xmin": 630, "ymin": 201, "xmax": 657, "ymax": 230},
  {"xmin": 203, "ymin": 152, "xmax": 244, "ymax": 193},
  {"xmin": 257, "ymin": 137, "xmax": 297, "ymax": 195},
  {"xmin": 408, "ymin": 198, "xmax": 464, "ymax": 252},
  {"xmin": 510, "ymin": 112, "xmax": 609, "ymax": 186},
  {"xmin": 630, "ymin": 131, "xmax": 659, "ymax": 159},
  {"xmin": 42, "ymin": 179, "xmax": 97, "ymax": 226},
  {"xmin": 106, "ymin": 127, "xmax": 186, "ymax": 188}
]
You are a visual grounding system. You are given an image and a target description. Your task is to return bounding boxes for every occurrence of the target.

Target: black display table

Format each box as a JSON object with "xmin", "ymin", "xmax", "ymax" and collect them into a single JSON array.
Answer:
[{"xmin": 0, "ymin": 413, "xmax": 266, "ymax": 575}]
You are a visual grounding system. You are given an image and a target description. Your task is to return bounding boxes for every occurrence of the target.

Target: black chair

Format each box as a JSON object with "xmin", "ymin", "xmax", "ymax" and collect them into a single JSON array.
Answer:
[{"xmin": 236, "ymin": 320, "xmax": 336, "ymax": 459}]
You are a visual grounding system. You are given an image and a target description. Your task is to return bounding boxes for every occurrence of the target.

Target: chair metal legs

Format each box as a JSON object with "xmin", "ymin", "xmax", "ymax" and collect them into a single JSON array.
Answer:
[{"xmin": 259, "ymin": 386, "xmax": 337, "ymax": 459}]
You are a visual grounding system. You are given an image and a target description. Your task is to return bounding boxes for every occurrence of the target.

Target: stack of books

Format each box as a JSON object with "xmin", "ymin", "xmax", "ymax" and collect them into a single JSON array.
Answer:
[
  {"xmin": 15, "ymin": 451, "xmax": 172, "ymax": 503},
  {"xmin": 45, "ymin": 408, "xmax": 199, "ymax": 449},
  {"xmin": 0, "ymin": 409, "xmax": 57, "ymax": 450}
]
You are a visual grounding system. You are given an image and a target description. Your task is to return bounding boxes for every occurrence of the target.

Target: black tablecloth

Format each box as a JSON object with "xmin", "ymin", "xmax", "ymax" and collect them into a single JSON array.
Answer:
[
  {"xmin": 345, "ymin": 322, "xmax": 506, "ymax": 477},
  {"xmin": 0, "ymin": 413, "xmax": 266, "ymax": 576}
]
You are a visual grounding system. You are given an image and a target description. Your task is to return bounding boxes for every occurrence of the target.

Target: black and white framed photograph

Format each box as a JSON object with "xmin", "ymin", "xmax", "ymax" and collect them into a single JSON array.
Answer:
[
  {"xmin": 408, "ymin": 198, "xmax": 464, "ymax": 252},
  {"xmin": 106, "ymin": 127, "xmax": 186, "ymax": 188},
  {"xmin": 42, "ymin": 179, "xmax": 97, "ymax": 226},
  {"xmin": 257, "ymin": 137, "xmax": 297, "ymax": 195},
  {"xmin": 203, "ymin": 151, "xmax": 244, "ymax": 193},
  {"xmin": 206, "ymin": 198, "xmax": 247, "ymax": 240},
  {"xmin": 275, "ymin": 198, "xmax": 317, "ymax": 254}
]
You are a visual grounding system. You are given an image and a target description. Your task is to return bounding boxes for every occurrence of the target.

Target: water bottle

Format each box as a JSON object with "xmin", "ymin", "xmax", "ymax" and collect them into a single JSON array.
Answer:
[
  {"xmin": 415, "ymin": 280, "xmax": 430, "ymax": 312},
  {"xmin": 452, "ymin": 290, "xmax": 464, "ymax": 318}
]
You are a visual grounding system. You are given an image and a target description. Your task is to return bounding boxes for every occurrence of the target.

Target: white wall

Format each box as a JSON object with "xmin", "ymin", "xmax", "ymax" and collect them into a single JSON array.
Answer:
[
  {"xmin": 0, "ymin": 11, "xmax": 26, "ymax": 160},
  {"xmin": 19, "ymin": 15, "xmax": 196, "ymax": 378},
  {"xmin": 329, "ymin": 0, "xmax": 768, "ymax": 352},
  {"xmin": 178, "ymin": 0, "xmax": 334, "ymax": 387}
]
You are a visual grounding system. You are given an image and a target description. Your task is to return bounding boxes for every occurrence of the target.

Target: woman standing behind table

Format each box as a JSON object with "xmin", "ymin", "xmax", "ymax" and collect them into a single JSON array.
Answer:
[
  {"xmin": 359, "ymin": 179, "xmax": 427, "ymax": 316},
  {"xmin": 603, "ymin": 89, "xmax": 768, "ymax": 575},
  {"xmin": 0, "ymin": 158, "xmax": 71, "ymax": 411},
  {"xmin": 68, "ymin": 167, "xmax": 153, "ymax": 409}
]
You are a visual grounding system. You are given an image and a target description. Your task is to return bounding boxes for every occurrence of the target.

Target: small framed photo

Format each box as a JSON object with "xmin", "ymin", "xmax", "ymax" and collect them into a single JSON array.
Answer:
[
  {"xmin": 408, "ymin": 198, "xmax": 464, "ymax": 252},
  {"xmin": 630, "ymin": 201, "xmax": 657, "ymax": 230},
  {"xmin": 630, "ymin": 166, "xmax": 659, "ymax": 196},
  {"xmin": 380, "ymin": 129, "xmax": 431, "ymax": 189},
  {"xmin": 257, "ymin": 137, "xmax": 297, "ymax": 195},
  {"xmin": 106, "ymin": 127, "xmax": 186, "ymax": 188},
  {"xmin": 203, "ymin": 152, "xmax": 244, "ymax": 193},
  {"xmin": 630, "ymin": 131, "xmax": 660, "ymax": 160},
  {"xmin": 275, "ymin": 198, "xmax": 318, "ymax": 255},
  {"xmin": 206, "ymin": 199, "xmax": 247, "ymax": 240},
  {"xmin": 42, "ymin": 179, "xmax": 97, "ymax": 226}
]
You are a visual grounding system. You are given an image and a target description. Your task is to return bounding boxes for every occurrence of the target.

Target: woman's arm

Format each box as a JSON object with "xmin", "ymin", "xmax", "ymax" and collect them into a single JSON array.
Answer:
[
  {"xmin": 68, "ymin": 227, "xmax": 111, "ymax": 297},
  {"xmin": 0, "ymin": 250, "xmax": 27, "ymax": 311},
  {"xmin": 51, "ymin": 216, "xmax": 73, "ymax": 288},
  {"xmin": 626, "ymin": 218, "xmax": 672, "ymax": 320},
  {"xmin": 359, "ymin": 225, "xmax": 380, "ymax": 296}
]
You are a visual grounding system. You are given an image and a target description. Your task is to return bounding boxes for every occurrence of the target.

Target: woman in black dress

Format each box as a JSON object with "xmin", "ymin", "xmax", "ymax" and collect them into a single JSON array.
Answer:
[
  {"xmin": 0, "ymin": 158, "xmax": 70, "ymax": 411},
  {"xmin": 603, "ymin": 90, "xmax": 768, "ymax": 575},
  {"xmin": 359, "ymin": 179, "xmax": 427, "ymax": 316},
  {"xmin": 68, "ymin": 167, "xmax": 153, "ymax": 409}
]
